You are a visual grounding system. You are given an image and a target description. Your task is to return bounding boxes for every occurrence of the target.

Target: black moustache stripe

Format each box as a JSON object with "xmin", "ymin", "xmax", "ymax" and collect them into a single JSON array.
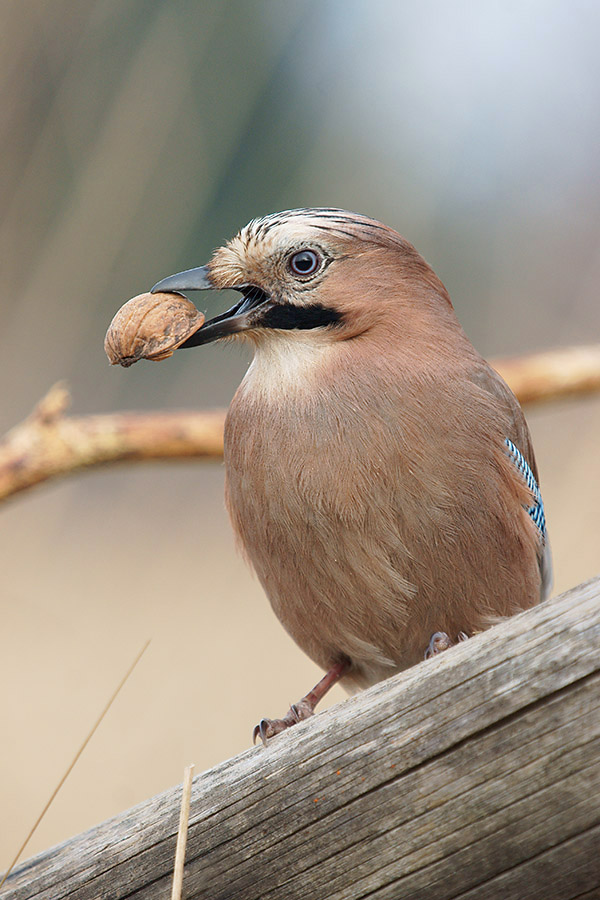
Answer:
[{"xmin": 259, "ymin": 302, "xmax": 343, "ymax": 330}]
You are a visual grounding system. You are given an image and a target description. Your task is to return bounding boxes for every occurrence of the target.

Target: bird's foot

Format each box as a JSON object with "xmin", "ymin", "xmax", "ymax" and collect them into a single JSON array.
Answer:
[
  {"xmin": 424, "ymin": 630, "xmax": 469, "ymax": 660},
  {"xmin": 253, "ymin": 699, "xmax": 315, "ymax": 746},
  {"xmin": 252, "ymin": 659, "xmax": 350, "ymax": 747}
]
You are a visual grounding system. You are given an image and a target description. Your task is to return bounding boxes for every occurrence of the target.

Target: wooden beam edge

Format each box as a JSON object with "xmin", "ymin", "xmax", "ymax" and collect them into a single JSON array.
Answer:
[{"xmin": 5, "ymin": 576, "xmax": 600, "ymax": 899}]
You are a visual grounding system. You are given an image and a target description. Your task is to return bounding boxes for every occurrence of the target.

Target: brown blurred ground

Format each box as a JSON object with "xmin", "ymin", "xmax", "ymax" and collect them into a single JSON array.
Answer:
[{"xmin": 1, "ymin": 1, "xmax": 599, "ymax": 863}]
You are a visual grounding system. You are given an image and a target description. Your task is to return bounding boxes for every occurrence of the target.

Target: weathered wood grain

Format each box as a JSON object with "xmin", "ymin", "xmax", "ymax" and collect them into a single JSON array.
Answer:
[{"xmin": 5, "ymin": 577, "xmax": 600, "ymax": 899}]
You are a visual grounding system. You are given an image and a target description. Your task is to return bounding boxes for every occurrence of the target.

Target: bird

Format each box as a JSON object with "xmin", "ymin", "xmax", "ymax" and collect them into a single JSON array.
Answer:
[{"xmin": 151, "ymin": 208, "xmax": 552, "ymax": 744}]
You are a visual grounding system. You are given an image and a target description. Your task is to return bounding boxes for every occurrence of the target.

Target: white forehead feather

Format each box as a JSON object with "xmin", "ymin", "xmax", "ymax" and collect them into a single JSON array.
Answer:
[{"xmin": 234, "ymin": 208, "xmax": 395, "ymax": 252}]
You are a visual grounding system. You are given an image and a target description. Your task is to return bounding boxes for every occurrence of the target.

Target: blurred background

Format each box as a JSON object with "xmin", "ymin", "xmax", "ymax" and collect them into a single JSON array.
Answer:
[{"xmin": 1, "ymin": 0, "xmax": 599, "ymax": 863}]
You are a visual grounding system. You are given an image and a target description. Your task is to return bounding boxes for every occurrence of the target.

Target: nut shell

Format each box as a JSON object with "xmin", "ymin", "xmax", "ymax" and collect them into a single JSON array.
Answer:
[{"xmin": 104, "ymin": 292, "xmax": 205, "ymax": 367}]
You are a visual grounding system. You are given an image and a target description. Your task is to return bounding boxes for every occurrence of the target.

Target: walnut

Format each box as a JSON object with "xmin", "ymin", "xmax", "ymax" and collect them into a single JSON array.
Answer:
[{"xmin": 104, "ymin": 292, "xmax": 205, "ymax": 367}]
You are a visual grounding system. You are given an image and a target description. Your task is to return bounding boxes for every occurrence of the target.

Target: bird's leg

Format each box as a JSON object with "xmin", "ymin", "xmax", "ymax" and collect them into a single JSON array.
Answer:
[
  {"xmin": 253, "ymin": 659, "xmax": 349, "ymax": 746},
  {"xmin": 424, "ymin": 630, "xmax": 469, "ymax": 660}
]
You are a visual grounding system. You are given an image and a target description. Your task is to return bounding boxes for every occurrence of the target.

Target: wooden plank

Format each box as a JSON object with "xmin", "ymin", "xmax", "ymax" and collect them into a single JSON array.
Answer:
[{"xmin": 5, "ymin": 577, "xmax": 600, "ymax": 899}]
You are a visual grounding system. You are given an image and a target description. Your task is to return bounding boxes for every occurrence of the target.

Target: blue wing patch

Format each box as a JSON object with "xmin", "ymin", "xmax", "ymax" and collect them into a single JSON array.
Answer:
[{"xmin": 504, "ymin": 438, "xmax": 546, "ymax": 538}]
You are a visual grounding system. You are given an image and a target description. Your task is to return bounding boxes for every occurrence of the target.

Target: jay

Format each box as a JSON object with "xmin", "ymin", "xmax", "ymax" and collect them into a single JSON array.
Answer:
[{"xmin": 152, "ymin": 208, "xmax": 551, "ymax": 743}]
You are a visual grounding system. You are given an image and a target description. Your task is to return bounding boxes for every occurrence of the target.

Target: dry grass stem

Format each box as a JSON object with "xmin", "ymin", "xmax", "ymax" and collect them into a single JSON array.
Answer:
[
  {"xmin": 171, "ymin": 764, "xmax": 195, "ymax": 900},
  {"xmin": 0, "ymin": 640, "xmax": 151, "ymax": 890}
]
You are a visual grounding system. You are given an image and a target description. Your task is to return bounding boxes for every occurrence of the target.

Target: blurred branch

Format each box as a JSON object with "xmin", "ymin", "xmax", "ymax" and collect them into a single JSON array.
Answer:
[
  {"xmin": 493, "ymin": 344, "xmax": 600, "ymax": 406},
  {"xmin": 0, "ymin": 383, "xmax": 225, "ymax": 503},
  {"xmin": 1, "ymin": 343, "xmax": 599, "ymax": 504}
]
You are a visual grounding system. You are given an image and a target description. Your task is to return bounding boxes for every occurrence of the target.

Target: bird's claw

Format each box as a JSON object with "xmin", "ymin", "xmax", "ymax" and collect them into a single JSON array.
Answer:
[
  {"xmin": 424, "ymin": 630, "xmax": 469, "ymax": 659},
  {"xmin": 253, "ymin": 699, "xmax": 315, "ymax": 747},
  {"xmin": 424, "ymin": 631, "xmax": 469, "ymax": 659},
  {"xmin": 424, "ymin": 631, "xmax": 452, "ymax": 659}
]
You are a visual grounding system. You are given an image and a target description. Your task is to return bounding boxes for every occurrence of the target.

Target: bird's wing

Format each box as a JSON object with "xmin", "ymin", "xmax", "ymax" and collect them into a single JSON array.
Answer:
[
  {"xmin": 470, "ymin": 362, "xmax": 553, "ymax": 600},
  {"xmin": 471, "ymin": 363, "xmax": 538, "ymax": 475}
]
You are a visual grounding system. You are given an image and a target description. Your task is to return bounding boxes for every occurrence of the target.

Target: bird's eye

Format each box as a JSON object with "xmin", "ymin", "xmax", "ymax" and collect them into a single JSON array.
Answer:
[{"xmin": 289, "ymin": 249, "xmax": 321, "ymax": 277}]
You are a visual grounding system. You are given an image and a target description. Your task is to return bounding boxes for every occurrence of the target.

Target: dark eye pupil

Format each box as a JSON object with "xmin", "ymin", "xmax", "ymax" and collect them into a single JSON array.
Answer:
[{"xmin": 290, "ymin": 250, "xmax": 319, "ymax": 274}]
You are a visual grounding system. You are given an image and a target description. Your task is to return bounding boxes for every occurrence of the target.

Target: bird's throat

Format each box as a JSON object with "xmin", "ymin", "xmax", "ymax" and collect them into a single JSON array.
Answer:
[{"xmin": 243, "ymin": 331, "xmax": 334, "ymax": 400}]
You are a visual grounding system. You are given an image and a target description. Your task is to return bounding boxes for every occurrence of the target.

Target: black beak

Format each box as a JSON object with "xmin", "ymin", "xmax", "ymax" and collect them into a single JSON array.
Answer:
[
  {"xmin": 151, "ymin": 266, "xmax": 270, "ymax": 347},
  {"xmin": 151, "ymin": 265, "xmax": 213, "ymax": 294}
]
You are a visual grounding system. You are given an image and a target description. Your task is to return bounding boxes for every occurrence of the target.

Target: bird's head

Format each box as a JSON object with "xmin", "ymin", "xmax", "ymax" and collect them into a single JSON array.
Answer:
[{"xmin": 151, "ymin": 208, "xmax": 454, "ymax": 352}]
